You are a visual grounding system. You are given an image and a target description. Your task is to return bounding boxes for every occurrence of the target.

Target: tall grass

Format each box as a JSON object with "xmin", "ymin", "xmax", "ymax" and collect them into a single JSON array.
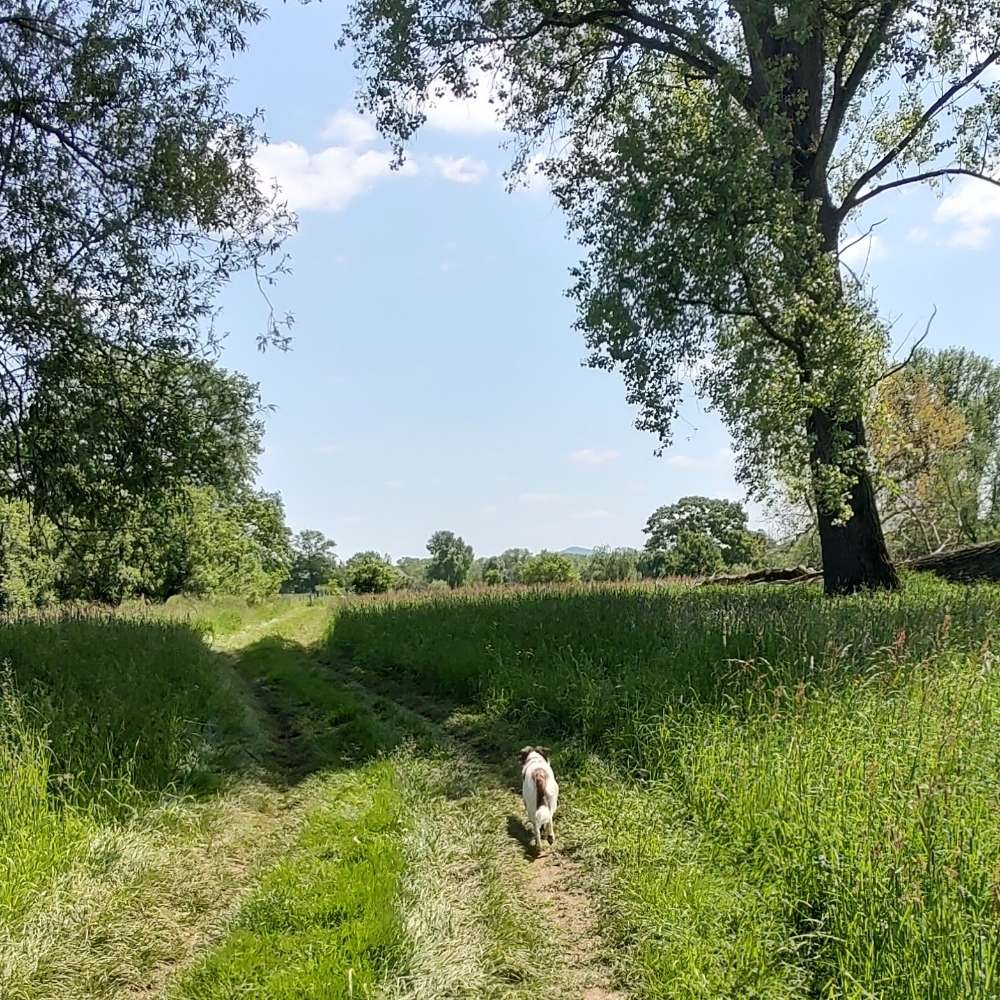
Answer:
[
  {"xmin": 0, "ymin": 609, "xmax": 257, "ymax": 931},
  {"xmin": 329, "ymin": 577, "xmax": 1000, "ymax": 998},
  {"xmin": 152, "ymin": 592, "xmax": 322, "ymax": 640}
]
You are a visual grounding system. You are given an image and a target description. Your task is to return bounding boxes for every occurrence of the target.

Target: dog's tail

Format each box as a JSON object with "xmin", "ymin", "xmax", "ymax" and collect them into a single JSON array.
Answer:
[{"xmin": 532, "ymin": 770, "xmax": 552, "ymax": 830}]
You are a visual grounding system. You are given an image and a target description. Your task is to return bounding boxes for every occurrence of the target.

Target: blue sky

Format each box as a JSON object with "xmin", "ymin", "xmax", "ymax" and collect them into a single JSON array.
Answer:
[{"xmin": 215, "ymin": 2, "xmax": 1000, "ymax": 561}]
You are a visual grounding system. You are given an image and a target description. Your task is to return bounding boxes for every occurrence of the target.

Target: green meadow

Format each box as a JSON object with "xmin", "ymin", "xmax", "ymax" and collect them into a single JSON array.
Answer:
[{"xmin": 4, "ymin": 580, "xmax": 1000, "ymax": 998}]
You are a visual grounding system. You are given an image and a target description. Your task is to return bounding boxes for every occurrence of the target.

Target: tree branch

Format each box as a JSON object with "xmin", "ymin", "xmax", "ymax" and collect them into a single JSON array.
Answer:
[
  {"xmin": 848, "ymin": 167, "xmax": 1000, "ymax": 210},
  {"xmin": 868, "ymin": 306, "xmax": 935, "ymax": 389},
  {"xmin": 817, "ymin": 0, "xmax": 902, "ymax": 176},
  {"xmin": 468, "ymin": 4, "xmax": 752, "ymax": 111},
  {"xmin": 840, "ymin": 52, "xmax": 1000, "ymax": 213},
  {"xmin": 816, "ymin": 0, "xmax": 903, "ymax": 173}
]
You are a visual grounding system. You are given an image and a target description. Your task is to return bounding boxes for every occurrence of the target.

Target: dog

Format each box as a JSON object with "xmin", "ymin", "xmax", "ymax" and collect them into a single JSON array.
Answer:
[{"xmin": 520, "ymin": 745, "xmax": 559, "ymax": 851}]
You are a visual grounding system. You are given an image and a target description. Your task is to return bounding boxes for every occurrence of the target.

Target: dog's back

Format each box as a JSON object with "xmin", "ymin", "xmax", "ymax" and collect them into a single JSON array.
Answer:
[{"xmin": 520, "ymin": 746, "xmax": 558, "ymax": 848}]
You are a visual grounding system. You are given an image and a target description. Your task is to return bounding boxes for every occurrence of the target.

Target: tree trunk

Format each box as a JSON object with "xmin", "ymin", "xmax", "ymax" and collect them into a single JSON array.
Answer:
[{"xmin": 809, "ymin": 407, "xmax": 900, "ymax": 595}]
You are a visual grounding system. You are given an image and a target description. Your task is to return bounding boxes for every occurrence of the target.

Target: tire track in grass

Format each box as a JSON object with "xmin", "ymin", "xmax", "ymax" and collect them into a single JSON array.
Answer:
[
  {"xmin": 166, "ymin": 609, "xmax": 563, "ymax": 1000},
  {"xmin": 322, "ymin": 657, "xmax": 630, "ymax": 1000}
]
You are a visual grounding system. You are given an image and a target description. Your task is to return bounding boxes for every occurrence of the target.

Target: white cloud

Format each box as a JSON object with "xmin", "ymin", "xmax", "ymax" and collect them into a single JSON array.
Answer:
[
  {"xmin": 424, "ymin": 72, "xmax": 506, "ymax": 134},
  {"xmin": 480, "ymin": 503, "xmax": 499, "ymax": 516},
  {"xmin": 839, "ymin": 232, "xmax": 888, "ymax": 270},
  {"xmin": 432, "ymin": 155, "xmax": 489, "ymax": 184},
  {"xmin": 936, "ymin": 178, "xmax": 1000, "ymax": 247},
  {"xmin": 519, "ymin": 492, "xmax": 560, "ymax": 505},
  {"xmin": 570, "ymin": 447, "xmax": 621, "ymax": 466},
  {"xmin": 906, "ymin": 226, "xmax": 929, "ymax": 244},
  {"xmin": 254, "ymin": 141, "xmax": 417, "ymax": 213},
  {"xmin": 571, "ymin": 509, "xmax": 613, "ymax": 521},
  {"xmin": 666, "ymin": 454, "xmax": 697, "ymax": 469},
  {"xmin": 321, "ymin": 110, "xmax": 377, "ymax": 146}
]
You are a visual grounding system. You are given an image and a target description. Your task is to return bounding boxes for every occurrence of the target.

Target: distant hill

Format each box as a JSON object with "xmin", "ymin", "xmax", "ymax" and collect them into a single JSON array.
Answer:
[{"xmin": 560, "ymin": 546, "xmax": 593, "ymax": 556}]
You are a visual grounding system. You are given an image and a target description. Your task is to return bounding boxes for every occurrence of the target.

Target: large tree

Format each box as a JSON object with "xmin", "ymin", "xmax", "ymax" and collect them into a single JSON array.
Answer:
[
  {"xmin": 869, "ymin": 348, "xmax": 1000, "ymax": 556},
  {"xmin": 582, "ymin": 545, "xmax": 638, "ymax": 581},
  {"xmin": 426, "ymin": 529, "xmax": 474, "ymax": 588},
  {"xmin": 28, "ymin": 352, "xmax": 293, "ymax": 602},
  {"xmin": 344, "ymin": 0, "xmax": 1000, "ymax": 593},
  {"xmin": 520, "ymin": 549, "xmax": 578, "ymax": 583},
  {"xmin": 284, "ymin": 529, "xmax": 338, "ymax": 593},
  {"xmin": 0, "ymin": 0, "xmax": 291, "ymax": 517},
  {"xmin": 22, "ymin": 345, "xmax": 266, "ymax": 531},
  {"xmin": 643, "ymin": 496, "xmax": 761, "ymax": 566}
]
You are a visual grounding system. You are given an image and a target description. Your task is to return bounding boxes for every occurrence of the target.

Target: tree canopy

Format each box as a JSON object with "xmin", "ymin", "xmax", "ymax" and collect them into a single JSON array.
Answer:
[
  {"xmin": 344, "ymin": 551, "xmax": 399, "ymax": 593},
  {"xmin": 669, "ymin": 530, "xmax": 724, "ymax": 577},
  {"xmin": 426, "ymin": 530, "xmax": 474, "ymax": 588},
  {"xmin": 643, "ymin": 497, "xmax": 761, "ymax": 567},
  {"xmin": 582, "ymin": 546, "xmax": 638, "ymax": 582},
  {"xmin": 520, "ymin": 550, "xmax": 578, "ymax": 584},
  {"xmin": 0, "ymin": 0, "xmax": 291, "ymax": 523},
  {"xmin": 343, "ymin": 0, "xmax": 1000, "ymax": 593},
  {"xmin": 284, "ymin": 530, "xmax": 338, "ymax": 593},
  {"xmin": 869, "ymin": 348, "xmax": 1000, "ymax": 557}
]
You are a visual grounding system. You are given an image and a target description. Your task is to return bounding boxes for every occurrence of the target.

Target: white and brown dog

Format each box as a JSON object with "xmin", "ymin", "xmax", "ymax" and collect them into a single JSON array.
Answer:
[{"xmin": 519, "ymin": 746, "xmax": 559, "ymax": 851}]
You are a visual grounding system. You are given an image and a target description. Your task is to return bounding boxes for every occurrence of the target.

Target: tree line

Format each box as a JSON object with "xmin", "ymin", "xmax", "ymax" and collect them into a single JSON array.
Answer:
[{"xmin": 0, "ymin": 340, "xmax": 998, "ymax": 607}]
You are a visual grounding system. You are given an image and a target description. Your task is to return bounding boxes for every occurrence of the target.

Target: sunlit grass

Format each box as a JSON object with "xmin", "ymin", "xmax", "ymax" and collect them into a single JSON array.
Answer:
[
  {"xmin": 330, "ymin": 576, "xmax": 1000, "ymax": 998},
  {"xmin": 0, "ymin": 610, "xmax": 262, "ymax": 935}
]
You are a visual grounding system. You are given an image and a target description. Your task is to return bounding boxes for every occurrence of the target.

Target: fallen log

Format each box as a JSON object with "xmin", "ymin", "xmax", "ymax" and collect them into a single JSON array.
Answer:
[
  {"xmin": 707, "ymin": 565, "xmax": 820, "ymax": 586},
  {"xmin": 907, "ymin": 540, "xmax": 1000, "ymax": 582},
  {"xmin": 704, "ymin": 539, "xmax": 1000, "ymax": 587}
]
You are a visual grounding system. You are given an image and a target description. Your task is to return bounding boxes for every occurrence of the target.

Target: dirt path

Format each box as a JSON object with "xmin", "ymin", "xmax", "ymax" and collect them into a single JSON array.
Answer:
[{"xmin": 325, "ymin": 658, "xmax": 629, "ymax": 1000}]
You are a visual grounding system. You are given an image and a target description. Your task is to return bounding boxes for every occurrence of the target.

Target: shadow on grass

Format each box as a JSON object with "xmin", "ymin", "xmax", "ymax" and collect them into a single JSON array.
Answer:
[
  {"xmin": 505, "ymin": 814, "xmax": 538, "ymax": 860},
  {"xmin": 0, "ymin": 616, "xmax": 416, "ymax": 828}
]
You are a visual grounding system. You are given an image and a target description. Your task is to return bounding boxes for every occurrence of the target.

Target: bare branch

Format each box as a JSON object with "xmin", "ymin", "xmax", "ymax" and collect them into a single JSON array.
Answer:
[
  {"xmin": 849, "ymin": 167, "xmax": 1000, "ymax": 210},
  {"xmin": 868, "ymin": 305, "xmax": 936, "ymax": 389}
]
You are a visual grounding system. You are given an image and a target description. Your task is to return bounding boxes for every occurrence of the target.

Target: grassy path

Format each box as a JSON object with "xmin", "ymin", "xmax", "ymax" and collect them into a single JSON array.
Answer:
[
  {"xmin": 320, "ymin": 655, "xmax": 629, "ymax": 1000},
  {"xmin": 178, "ymin": 603, "xmax": 629, "ymax": 999},
  {"xmin": 3, "ymin": 601, "xmax": 627, "ymax": 999},
  {"xmin": 1, "ymin": 603, "xmax": 324, "ymax": 1000}
]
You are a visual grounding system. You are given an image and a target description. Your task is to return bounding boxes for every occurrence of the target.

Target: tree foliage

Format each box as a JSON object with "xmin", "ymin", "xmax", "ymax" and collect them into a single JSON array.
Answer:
[
  {"xmin": 481, "ymin": 556, "xmax": 504, "ymax": 586},
  {"xmin": 396, "ymin": 556, "xmax": 430, "ymax": 588},
  {"xmin": 426, "ymin": 529, "xmax": 474, "ymax": 588},
  {"xmin": 520, "ymin": 550, "xmax": 578, "ymax": 584},
  {"xmin": 345, "ymin": 551, "xmax": 398, "ymax": 593},
  {"xmin": 644, "ymin": 497, "xmax": 762, "ymax": 567},
  {"xmin": 669, "ymin": 530, "xmax": 724, "ymax": 577},
  {"xmin": 0, "ymin": 353, "xmax": 292, "ymax": 607},
  {"xmin": 284, "ymin": 530, "xmax": 338, "ymax": 593},
  {"xmin": 0, "ymin": 0, "xmax": 291, "ymax": 523},
  {"xmin": 869, "ymin": 348, "xmax": 1000, "ymax": 557},
  {"xmin": 582, "ymin": 546, "xmax": 638, "ymax": 582},
  {"xmin": 343, "ymin": 0, "xmax": 1000, "ymax": 592}
]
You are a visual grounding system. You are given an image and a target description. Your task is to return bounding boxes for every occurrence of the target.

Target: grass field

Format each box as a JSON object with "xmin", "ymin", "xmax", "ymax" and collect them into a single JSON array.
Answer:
[
  {"xmin": 0, "ymin": 594, "xmax": 598, "ymax": 999},
  {"xmin": 330, "ymin": 577, "xmax": 1000, "ymax": 998},
  {"xmin": 5, "ymin": 579, "xmax": 1000, "ymax": 998}
]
